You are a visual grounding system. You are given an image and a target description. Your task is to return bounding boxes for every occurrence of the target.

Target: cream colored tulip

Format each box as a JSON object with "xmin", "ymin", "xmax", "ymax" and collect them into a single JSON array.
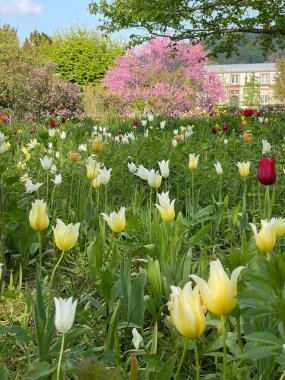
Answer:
[
  {"xmin": 102, "ymin": 207, "xmax": 126, "ymax": 233},
  {"xmin": 92, "ymin": 177, "xmax": 101, "ymax": 189},
  {"xmin": 91, "ymin": 137, "xmax": 103, "ymax": 153},
  {"xmin": 168, "ymin": 282, "xmax": 206, "ymax": 338},
  {"xmin": 53, "ymin": 219, "xmax": 80, "ymax": 252},
  {"xmin": 189, "ymin": 154, "xmax": 199, "ymax": 171},
  {"xmin": 236, "ymin": 161, "xmax": 250, "ymax": 177},
  {"xmin": 271, "ymin": 217, "xmax": 285, "ymax": 238},
  {"xmin": 191, "ymin": 260, "xmax": 244, "ymax": 316},
  {"xmin": 29, "ymin": 199, "xmax": 49, "ymax": 231},
  {"xmin": 249, "ymin": 219, "xmax": 276, "ymax": 252},
  {"xmin": 155, "ymin": 191, "xmax": 175, "ymax": 222},
  {"xmin": 86, "ymin": 158, "xmax": 100, "ymax": 179}
]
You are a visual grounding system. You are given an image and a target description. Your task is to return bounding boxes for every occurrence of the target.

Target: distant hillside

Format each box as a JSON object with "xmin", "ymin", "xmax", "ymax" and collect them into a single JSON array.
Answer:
[{"xmin": 213, "ymin": 34, "xmax": 284, "ymax": 64}]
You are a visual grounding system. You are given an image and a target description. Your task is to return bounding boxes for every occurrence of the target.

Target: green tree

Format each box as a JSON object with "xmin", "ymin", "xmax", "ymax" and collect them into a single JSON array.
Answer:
[
  {"xmin": 242, "ymin": 73, "xmax": 260, "ymax": 107},
  {"xmin": 274, "ymin": 58, "xmax": 285, "ymax": 103},
  {"xmin": 40, "ymin": 26, "xmax": 124, "ymax": 85},
  {"xmin": 89, "ymin": 0, "xmax": 285, "ymax": 57}
]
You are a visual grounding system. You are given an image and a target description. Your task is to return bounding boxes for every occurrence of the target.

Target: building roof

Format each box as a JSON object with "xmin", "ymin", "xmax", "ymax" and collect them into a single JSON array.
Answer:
[{"xmin": 208, "ymin": 63, "xmax": 276, "ymax": 73}]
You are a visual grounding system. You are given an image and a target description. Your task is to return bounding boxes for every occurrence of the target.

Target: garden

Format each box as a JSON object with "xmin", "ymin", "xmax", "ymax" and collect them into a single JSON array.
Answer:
[{"xmin": 1, "ymin": 2, "xmax": 285, "ymax": 378}]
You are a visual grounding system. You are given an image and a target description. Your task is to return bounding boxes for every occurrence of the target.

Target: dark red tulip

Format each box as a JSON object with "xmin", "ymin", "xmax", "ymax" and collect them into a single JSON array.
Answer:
[
  {"xmin": 13, "ymin": 129, "xmax": 17, "ymax": 135},
  {"xmin": 30, "ymin": 128, "xmax": 36, "ymax": 134},
  {"xmin": 133, "ymin": 121, "xmax": 138, "ymax": 128},
  {"xmin": 61, "ymin": 117, "xmax": 66, "ymax": 123},
  {"xmin": 212, "ymin": 127, "xmax": 217, "ymax": 134},
  {"xmin": 255, "ymin": 111, "xmax": 261, "ymax": 117},
  {"xmin": 118, "ymin": 129, "xmax": 123, "ymax": 135},
  {"xmin": 49, "ymin": 120, "xmax": 56, "ymax": 128},
  {"xmin": 258, "ymin": 157, "xmax": 276, "ymax": 185},
  {"xmin": 244, "ymin": 109, "xmax": 254, "ymax": 117},
  {"xmin": 223, "ymin": 123, "xmax": 229, "ymax": 131}
]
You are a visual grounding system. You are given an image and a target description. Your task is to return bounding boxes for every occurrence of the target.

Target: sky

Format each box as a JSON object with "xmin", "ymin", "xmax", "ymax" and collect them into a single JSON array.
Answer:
[{"xmin": 0, "ymin": 0, "xmax": 132, "ymax": 43}]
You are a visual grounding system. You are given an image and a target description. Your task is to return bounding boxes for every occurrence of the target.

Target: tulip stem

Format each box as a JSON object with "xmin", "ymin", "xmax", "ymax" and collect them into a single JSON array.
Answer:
[
  {"xmin": 221, "ymin": 315, "xmax": 227, "ymax": 380},
  {"xmin": 193, "ymin": 338, "xmax": 200, "ymax": 380},
  {"xmin": 174, "ymin": 337, "xmax": 188, "ymax": 380},
  {"xmin": 191, "ymin": 171, "xmax": 195, "ymax": 213},
  {"xmin": 38, "ymin": 232, "xmax": 42, "ymax": 276},
  {"xmin": 48, "ymin": 250, "xmax": 65, "ymax": 306},
  {"xmin": 57, "ymin": 333, "xmax": 65, "ymax": 380}
]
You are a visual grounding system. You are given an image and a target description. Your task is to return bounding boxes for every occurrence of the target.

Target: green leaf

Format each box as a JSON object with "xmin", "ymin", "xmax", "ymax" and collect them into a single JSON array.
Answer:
[
  {"xmin": 25, "ymin": 362, "xmax": 56, "ymax": 379},
  {"xmin": 154, "ymin": 353, "xmax": 178, "ymax": 380},
  {"xmin": 245, "ymin": 332, "xmax": 282, "ymax": 346},
  {"xmin": 190, "ymin": 222, "xmax": 212, "ymax": 245}
]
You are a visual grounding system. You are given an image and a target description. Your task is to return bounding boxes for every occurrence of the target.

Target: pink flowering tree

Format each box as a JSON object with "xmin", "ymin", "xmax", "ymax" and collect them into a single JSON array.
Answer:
[{"xmin": 103, "ymin": 38, "xmax": 225, "ymax": 115}]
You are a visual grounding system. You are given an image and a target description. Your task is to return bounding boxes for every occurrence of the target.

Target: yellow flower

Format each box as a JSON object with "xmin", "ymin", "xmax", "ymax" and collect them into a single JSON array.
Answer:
[
  {"xmin": 29, "ymin": 199, "xmax": 49, "ymax": 232},
  {"xmin": 188, "ymin": 153, "xmax": 199, "ymax": 171},
  {"xmin": 20, "ymin": 173, "xmax": 29, "ymax": 183},
  {"xmin": 249, "ymin": 219, "xmax": 276, "ymax": 252},
  {"xmin": 53, "ymin": 219, "xmax": 80, "ymax": 252},
  {"xmin": 191, "ymin": 260, "xmax": 244, "ymax": 316},
  {"xmin": 101, "ymin": 207, "xmax": 126, "ymax": 233},
  {"xmin": 92, "ymin": 137, "xmax": 103, "ymax": 153},
  {"xmin": 271, "ymin": 217, "xmax": 285, "ymax": 238},
  {"xmin": 242, "ymin": 132, "xmax": 253, "ymax": 143},
  {"xmin": 168, "ymin": 282, "xmax": 206, "ymax": 338},
  {"xmin": 92, "ymin": 177, "xmax": 101, "ymax": 189},
  {"xmin": 21, "ymin": 147, "xmax": 31, "ymax": 161},
  {"xmin": 17, "ymin": 161, "xmax": 27, "ymax": 170},
  {"xmin": 236, "ymin": 161, "xmax": 250, "ymax": 177},
  {"xmin": 155, "ymin": 191, "xmax": 175, "ymax": 222},
  {"xmin": 86, "ymin": 158, "xmax": 100, "ymax": 179},
  {"xmin": 69, "ymin": 151, "xmax": 81, "ymax": 162}
]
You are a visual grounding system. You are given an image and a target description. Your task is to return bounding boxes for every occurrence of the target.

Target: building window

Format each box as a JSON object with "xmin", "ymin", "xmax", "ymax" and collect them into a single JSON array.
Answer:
[
  {"xmin": 260, "ymin": 89, "xmax": 269, "ymax": 104},
  {"xmin": 230, "ymin": 90, "xmax": 239, "ymax": 107},
  {"xmin": 230, "ymin": 74, "xmax": 239, "ymax": 85},
  {"xmin": 260, "ymin": 74, "xmax": 270, "ymax": 84}
]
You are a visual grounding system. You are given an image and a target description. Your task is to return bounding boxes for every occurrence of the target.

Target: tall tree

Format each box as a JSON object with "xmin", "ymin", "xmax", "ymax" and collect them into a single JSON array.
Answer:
[
  {"xmin": 242, "ymin": 73, "xmax": 260, "ymax": 107},
  {"xmin": 274, "ymin": 58, "xmax": 285, "ymax": 103},
  {"xmin": 89, "ymin": 0, "xmax": 285, "ymax": 57}
]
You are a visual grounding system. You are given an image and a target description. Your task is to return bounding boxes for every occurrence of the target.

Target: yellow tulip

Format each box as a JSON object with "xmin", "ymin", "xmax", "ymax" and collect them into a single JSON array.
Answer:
[
  {"xmin": 86, "ymin": 158, "xmax": 100, "ymax": 179},
  {"xmin": 155, "ymin": 191, "xmax": 175, "ymax": 222},
  {"xmin": 29, "ymin": 199, "xmax": 49, "ymax": 231},
  {"xmin": 236, "ymin": 161, "xmax": 250, "ymax": 177},
  {"xmin": 69, "ymin": 151, "xmax": 81, "ymax": 162},
  {"xmin": 188, "ymin": 154, "xmax": 199, "ymax": 171},
  {"xmin": 168, "ymin": 282, "xmax": 206, "ymax": 338},
  {"xmin": 92, "ymin": 137, "xmax": 103, "ymax": 153},
  {"xmin": 53, "ymin": 219, "xmax": 80, "ymax": 252},
  {"xmin": 242, "ymin": 132, "xmax": 253, "ymax": 143},
  {"xmin": 249, "ymin": 219, "xmax": 276, "ymax": 252},
  {"xmin": 191, "ymin": 259, "xmax": 244, "ymax": 316},
  {"xmin": 271, "ymin": 217, "xmax": 285, "ymax": 238},
  {"xmin": 101, "ymin": 207, "xmax": 126, "ymax": 233},
  {"xmin": 92, "ymin": 177, "xmax": 101, "ymax": 189}
]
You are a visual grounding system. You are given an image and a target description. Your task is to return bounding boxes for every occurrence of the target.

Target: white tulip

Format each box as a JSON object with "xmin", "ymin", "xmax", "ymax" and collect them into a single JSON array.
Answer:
[
  {"xmin": 214, "ymin": 162, "xmax": 223, "ymax": 175},
  {"xmin": 135, "ymin": 165, "xmax": 150, "ymax": 181},
  {"xmin": 78, "ymin": 144, "xmax": 87, "ymax": 152},
  {"xmin": 128, "ymin": 162, "xmax": 137, "ymax": 174},
  {"xmin": 60, "ymin": 131, "xmax": 66, "ymax": 140},
  {"xmin": 132, "ymin": 328, "xmax": 144, "ymax": 349},
  {"xmin": 141, "ymin": 120, "xmax": 147, "ymax": 127},
  {"xmin": 0, "ymin": 132, "xmax": 5, "ymax": 142},
  {"xmin": 158, "ymin": 160, "xmax": 169, "ymax": 178},
  {"xmin": 148, "ymin": 114, "xmax": 154, "ymax": 122},
  {"xmin": 54, "ymin": 297, "xmax": 77, "ymax": 334},
  {"xmin": 262, "ymin": 139, "xmax": 271, "ymax": 155},
  {"xmin": 160, "ymin": 120, "xmax": 166, "ymax": 129},
  {"xmin": 25, "ymin": 179, "xmax": 43, "ymax": 193},
  {"xmin": 48, "ymin": 129, "xmax": 56, "ymax": 137},
  {"xmin": 98, "ymin": 167, "xmax": 112, "ymax": 185},
  {"xmin": 51, "ymin": 174, "xmax": 63, "ymax": 185},
  {"xmin": 40, "ymin": 156, "xmax": 53, "ymax": 171}
]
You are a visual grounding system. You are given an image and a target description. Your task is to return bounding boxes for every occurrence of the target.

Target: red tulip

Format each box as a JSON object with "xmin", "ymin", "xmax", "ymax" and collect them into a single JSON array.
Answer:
[
  {"xmin": 133, "ymin": 121, "xmax": 138, "ymax": 128},
  {"xmin": 244, "ymin": 109, "xmax": 254, "ymax": 117},
  {"xmin": 13, "ymin": 129, "xmax": 17, "ymax": 135},
  {"xmin": 118, "ymin": 129, "xmax": 123, "ymax": 135},
  {"xmin": 50, "ymin": 120, "xmax": 56, "ymax": 128},
  {"xmin": 258, "ymin": 157, "xmax": 276, "ymax": 185},
  {"xmin": 223, "ymin": 123, "xmax": 229, "ymax": 131},
  {"xmin": 61, "ymin": 117, "xmax": 66, "ymax": 123},
  {"xmin": 212, "ymin": 127, "xmax": 217, "ymax": 134}
]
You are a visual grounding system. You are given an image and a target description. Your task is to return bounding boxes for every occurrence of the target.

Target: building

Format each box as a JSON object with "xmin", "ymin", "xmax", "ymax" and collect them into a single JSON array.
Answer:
[{"xmin": 208, "ymin": 63, "xmax": 277, "ymax": 107}]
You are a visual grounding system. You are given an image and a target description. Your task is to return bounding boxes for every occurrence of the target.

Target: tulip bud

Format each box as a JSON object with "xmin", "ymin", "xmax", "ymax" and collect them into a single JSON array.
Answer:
[
  {"xmin": 53, "ymin": 219, "xmax": 80, "ymax": 252},
  {"xmin": 258, "ymin": 157, "xmax": 276, "ymax": 185},
  {"xmin": 29, "ymin": 199, "xmax": 49, "ymax": 231},
  {"xmin": 91, "ymin": 137, "xmax": 103, "ymax": 153},
  {"xmin": 54, "ymin": 297, "xmax": 77, "ymax": 333},
  {"xmin": 191, "ymin": 260, "xmax": 244, "ymax": 316}
]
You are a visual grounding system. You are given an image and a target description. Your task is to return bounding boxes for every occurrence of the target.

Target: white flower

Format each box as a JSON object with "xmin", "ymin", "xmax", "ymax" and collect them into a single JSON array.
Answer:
[
  {"xmin": 158, "ymin": 160, "xmax": 169, "ymax": 178},
  {"xmin": 114, "ymin": 136, "xmax": 120, "ymax": 142},
  {"xmin": 60, "ymin": 131, "xmax": 66, "ymax": 140},
  {"xmin": 0, "ymin": 133, "xmax": 5, "ymax": 142},
  {"xmin": 141, "ymin": 120, "xmax": 147, "ymax": 127},
  {"xmin": 148, "ymin": 114, "xmax": 154, "ymax": 122},
  {"xmin": 0, "ymin": 143, "xmax": 6, "ymax": 153},
  {"xmin": 259, "ymin": 117, "xmax": 268, "ymax": 124},
  {"xmin": 132, "ymin": 328, "xmax": 144, "ymax": 349},
  {"xmin": 147, "ymin": 169, "xmax": 162, "ymax": 188},
  {"xmin": 48, "ymin": 142, "xmax": 53, "ymax": 149},
  {"xmin": 0, "ymin": 263, "xmax": 4, "ymax": 281},
  {"xmin": 50, "ymin": 164, "xmax": 57, "ymax": 174},
  {"xmin": 48, "ymin": 129, "xmax": 56, "ymax": 137},
  {"xmin": 262, "ymin": 139, "xmax": 271, "ymax": 155},
  {"xmin": 172, "ymin": 139, "xmax": 177, "ymax": 148},
  {"xmin": 160, "ymin": 120, "xmax": 166, "ymax": 129},
  {"xmin": 128, "ymin": 162, "xmax": 137, "ymax": 174},
  {"xmin": 78, "ymin": 144, "xmax": 87, "ymax": 152},
  {"xmin": 127, "ymin": 132, "xmax": 135, "ymax": 141},
  {"xmin": 27, "ymin": 139, "xmax": 39, "ymax": 149},
  {"xmin": 214, "ymin": 162, "xmax": 223, "ymax": 175},
  {"xmin": 173, "ymin": 129, "xmax": 179, "ymax": 135},
  {"xmin": 54, "ymin": 297, "xmax": 77, "ymax": 334},
  {"xmin": 25, "ymin": 179, "xmax": 43, "ymax": 193},
  {"xmin": 135, "ymin": 165, "xmax": 150, "ymax": 181},
  {"xmin": 144, "ymin": 129, "xmax": 149, "ymax": 137},
  {"xmin": 224, "ymin": 139, "xmax": 228, "ymax": 144},
  {"xmin": 40, "ymin": 156, "xmax": 53, "ymax": 170},
  {"xmin": 121, "ymin": 136, "xmax": 129, "ymax": 144},
  {"xmin": 51, "ymin": 174, "xmax": 62, "ymax": 185},
  {"xmin": 55, "ymin": 152, "xmax": 60, "ymax": 159},
  {"xmin": 98, "ymin": 167, "xmax": 112, "ymax": 185}
]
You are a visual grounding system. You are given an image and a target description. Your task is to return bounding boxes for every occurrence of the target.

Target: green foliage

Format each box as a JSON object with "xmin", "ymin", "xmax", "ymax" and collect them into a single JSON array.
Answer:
[
  {"xmin": 76, "ymin": 357, "xmax": 124, "ymax": 380},
  {"xmin": 89, "ymin": 0, "xmax": 285, "ymax": 57},
  {"xmin": 274, "ymin": 58, "xmax": 285, "ymax": 102},
  {"xmin": 243, "ymin": 73, "xmax": 260, "ymax": 107},
  {"xmin": 40, "ymin": 26, "xmax": 123, "ymax": 85}
]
